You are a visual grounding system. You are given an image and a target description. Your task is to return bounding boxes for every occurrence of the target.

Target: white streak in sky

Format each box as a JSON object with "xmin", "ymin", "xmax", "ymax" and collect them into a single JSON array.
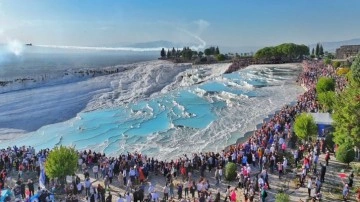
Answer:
[
  {"xmin": 34, "ymin": 19, "xmax": 208, "ymax": 52},
  {"xmin": 34, "ymin": 45, "xmax": 168, "ymax": 52}
]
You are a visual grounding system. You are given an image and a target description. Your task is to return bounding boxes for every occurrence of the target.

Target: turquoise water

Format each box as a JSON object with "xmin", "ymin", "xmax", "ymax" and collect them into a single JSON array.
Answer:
[{"xmin": 1, "ymin": 64, "xmax": 303, "ymax": 158}]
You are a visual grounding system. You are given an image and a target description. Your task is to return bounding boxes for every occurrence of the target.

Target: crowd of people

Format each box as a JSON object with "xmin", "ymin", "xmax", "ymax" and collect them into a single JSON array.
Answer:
[{"xmin": 0, "ymin": 59, "xmax": 355, "ymax": 202}]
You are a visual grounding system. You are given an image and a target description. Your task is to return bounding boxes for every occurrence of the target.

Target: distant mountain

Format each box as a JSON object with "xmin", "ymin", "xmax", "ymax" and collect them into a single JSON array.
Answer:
[
  {"xmin": 129, "ymin": 40, "xmax": 180, "ymax": 48},
  {"xmin": 309, "ymin": 38, "xmax": 360, "ymax": 53}
]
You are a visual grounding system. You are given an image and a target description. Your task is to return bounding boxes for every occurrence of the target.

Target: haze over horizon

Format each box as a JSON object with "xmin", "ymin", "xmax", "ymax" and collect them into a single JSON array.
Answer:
[{"xmin": 1, "ymin": 0, "xmax": 360, "ymax": 50}]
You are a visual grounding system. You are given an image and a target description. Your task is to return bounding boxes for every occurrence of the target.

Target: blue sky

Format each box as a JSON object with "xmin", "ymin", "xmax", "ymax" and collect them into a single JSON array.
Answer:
[{"xmin": 1, "ymin": 0, "xmax": 360, "ymax": 49}]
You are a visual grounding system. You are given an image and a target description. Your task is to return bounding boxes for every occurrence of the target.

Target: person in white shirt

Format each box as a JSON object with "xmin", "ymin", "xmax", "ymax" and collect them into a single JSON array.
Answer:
[
  {"xmin": 246, "ymin": 164, "xmax": 251, "ymax": 175},
  {"xmin": 77, "ymin": 182, "xmax": 83, "ymax": 194},
  {"xmin": 218, "ymin": 167, "xmax": 223, "ymax": 182},
  {"xmin": 258, "ymin": 176, "xmax": 264, "ymax": 188},
  {"xmin": 78, "ymin": 158, "xmax": 83, "ymax": 171},
  {"xmin": 121, "ymin": 169, "xmax": 127, "ymax": 186},
  {"xmin": 84, "ymin": 178, "xmax": 91, "ymax": 196},
  {"xmin": 92, "ymin": 164, "xmax": 99, "ymax": 179},
  {"xmin": 148, "ymin": 182, "xmax": 155, "ymax": 194},
  {"xmin": 307, "ymin": 177, "xmax": 312, "ymax": 197},
  {"xmin": 282, "ymin": 157, "xmax": 288, "ymax": 174},
  {"xmin": 129, "ymin": 168, "xmax": 136, "ymax": 182}
]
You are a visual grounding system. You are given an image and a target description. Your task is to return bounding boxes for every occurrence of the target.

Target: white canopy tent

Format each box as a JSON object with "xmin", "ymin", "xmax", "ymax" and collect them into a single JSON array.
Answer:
[{"xmin": 310, "ymin": 112, "xmax": 333, "ymax": 125}]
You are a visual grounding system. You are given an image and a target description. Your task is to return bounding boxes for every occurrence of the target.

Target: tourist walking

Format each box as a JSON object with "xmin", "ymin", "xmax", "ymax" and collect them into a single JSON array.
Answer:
[{"xmin": 307, "ymin": 177, "xmax": 313, "ymax": 197}]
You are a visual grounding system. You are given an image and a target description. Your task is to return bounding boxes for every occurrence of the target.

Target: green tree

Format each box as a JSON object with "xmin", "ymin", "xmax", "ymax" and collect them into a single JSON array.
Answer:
[
  {"xmin": 315, "ymin": 43, "xmax": 320, "ymax": 56},
  {"xmin": 294, "ymin": 113, "xmax": 318, "ymax": 141},
  {"xmin": 319, "ymin": 44, "xmax": 324, "ymax": 56},
  {"xmin": 225, "ymin": 162, "xmax": 237, "ymax": 181},
  {"xmin": 317, "ymin": 91, "xmax": 335, "ymax": 112},
  {"xmin": 324, "ymin": 58, "xmax": 332, "ymax": 65},
  {"xmin": 171, "ymin": 47, "xmax": 176, "ymax": 57},
  {"xmin": 216, "ymin": 54, "xmax": 226, "ymax": 61},
  {"xmin": 166, "ymin": 49, "xmax": 171, "ymax": 58},
  {"xmin": 311, "ymin": 48, "xmax": 315, "ymax": 56},
  {"xmin": 204, "ymin": 48, "xmax": 211, "ymax": 56},
  {"xmin": 333, "ymin": 71, "xmax": 360, "ymax": 147},
  {"xmin": 255, "ymin": 43, "xmax": 309, "ymax": 60},
  {"xmin": 316, "ymin": 77, "xmax": 335, "ymax": 93},
  {"xmin": 215, "ymin": 46, "xmax": 220, "ymax": 55},
  {"xmin": 45, "ymin": 146, "xmax": 78, "ymax": 185},
  {"xmin": 198, "ymin": 51, "xmax": 204, "ymax": 58},
  {"xmin": 351, "ymin": 53, "xmax": 360, "ymax": 84},
  {"xmin": 160, "ymin": 48, "xmax": 166, "ymax": 58},
  {"xmin": 333, "ymin": 61, "xmax": 341, "ymax": 68},
  {"xmin": 336, "ymin": 141, "xmax": 355, "ymax": 166}
]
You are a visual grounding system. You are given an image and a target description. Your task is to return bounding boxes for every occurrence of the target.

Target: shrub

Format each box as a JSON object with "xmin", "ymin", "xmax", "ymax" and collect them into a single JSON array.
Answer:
[
  {"xmin": 225, "ymin": 162, "xmax": 237, "ymax": 181},
  {"xmin": 216, "ymin": 54, "xmax": 226, "ymax": 61},
  {"xmin": 336, "ymin": 67, "xmax": 350, "ymax": 76},
  {"xmin": 333, "ymin": 61, "xmax": 341, "ymax": 68},
  {"xmin": 294, "ymin": 113, "xmax": 318, "ymax": 141},
  {"xmin": 316, "ymin": 77, "xmax": 335, "ymax": 93},
  {"xmin": 324, "ymin": 58, "xmax": 332, "ymax": 65},
  {"xmin": 275, "ymin": 191, "xmax": 290, "ymax": 202},
  {"xmin": 336, "ymin": 142, "xmax": 355, "ymax": 166},
  {"xmin": 350, "ymin": 162, "xmax": 360, "ymax": 176}
]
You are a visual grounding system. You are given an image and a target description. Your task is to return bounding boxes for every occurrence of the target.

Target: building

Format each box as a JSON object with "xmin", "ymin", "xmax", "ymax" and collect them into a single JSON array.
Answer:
[{"xmin": 335, "ymin": 45, "xmax": 360, "ymax": 59}]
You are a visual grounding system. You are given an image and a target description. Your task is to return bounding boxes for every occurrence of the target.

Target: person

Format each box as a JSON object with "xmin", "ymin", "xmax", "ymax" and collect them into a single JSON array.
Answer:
[
  {"xmin": 277, "ymin": 162, "xmax": 283, "ymax": 179},
  {"xmin": 342, "ymin": 184, "xmax": 349, "ymax": 201},
  {"xmin": 77, "ymin": 180, "xmax": 83, "ymax": 194},
  {"xmin": 151, "ymin": 191, "xmax": 159, "ymax": 202},
  {"xmin": 315, "ymin": 177, "xmax": 321, "ymax": 194},
  {"xmin": 125, "ymin": 192, "xmax": 132, "ymax": 202},
  {"xmin": 27, "ymin": 179, "xmax": 35, "ymax": 197},
  {"xmin": 117, "ymin": 194, "xmax": 125, "ymax": 202},
  {"xmin": 183, "ymin": 180, "xmax": 189, "ymax": 198},
  {"xmin": 224, "ymin": 186, "xmax": 231, "ymax": 202},
  {"xmin": 282, "ymin": 157, "xmax": 288, "ymax": 174},
  {"xmin": 93, "ymin": 164, "xmax": 99, "ymax": 179},
  {"xmin": 215, "ymin": 190, "xmax": 221, "ymax": 202},
  {"xmin": 218, "ymin": 166, "xmax": 223, "ymax": 182},
  {"xmin": 230, "ymin": 189, "xmax": 237, "ymax": 202},
  {"xmin": 13, "ymin": 181, "xmax": 22, "ymax": 200},
  {"xmin": 106, "ymin": 192, "xmax": 112, "ymax": 202},
  {"xmin": 320, "ymin": 163, "xmax": 326, "ymax": 183},
  {"xmin": 20, "ymin": 179, "xmax": 26, "ymax": 199},
  {"xmin": 104, "ymin": 175, "xmax": 110, "ymax": 190},
  {"xmin": 85, "ymin": 178, "xmax": 91, "ymax": 196},
  {"xmin": 348, "ymin": 171, "xmax": 354, "ymax": 188},
  {"xmin": 215, "ymin": 167, "xmax": 220, "ymax": 186},
  {"xmin": 163, "ymin": 184, "xmax": 169, "ymax": 201},
  {"xmin": 122, "ymin": 169, "xmax": 127, "ymax": 186},
  {"xmin": 325, "ymin": 151, "xmax": 330, "ymax": 166},
  {"xmin": 260, "ymin": 188, "xmax": 267, "ymax": 202},
  {"xmin": 307, "ymin": 177, "xmax": 312, "ymax": 197}
]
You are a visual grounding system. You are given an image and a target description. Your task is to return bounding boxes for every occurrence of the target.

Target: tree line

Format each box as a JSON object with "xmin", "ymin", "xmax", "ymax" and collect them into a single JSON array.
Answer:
[
  {"xmin": 160, "ymin": 46, "xmax": 226, "ymax": 62},
  {"xmin": 254, "ymin": 43, "xmax": 309, "ymax": 61},
  {"xmin": 311, "ymin": 43, "xmax": 324, "ymax": 58}
]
